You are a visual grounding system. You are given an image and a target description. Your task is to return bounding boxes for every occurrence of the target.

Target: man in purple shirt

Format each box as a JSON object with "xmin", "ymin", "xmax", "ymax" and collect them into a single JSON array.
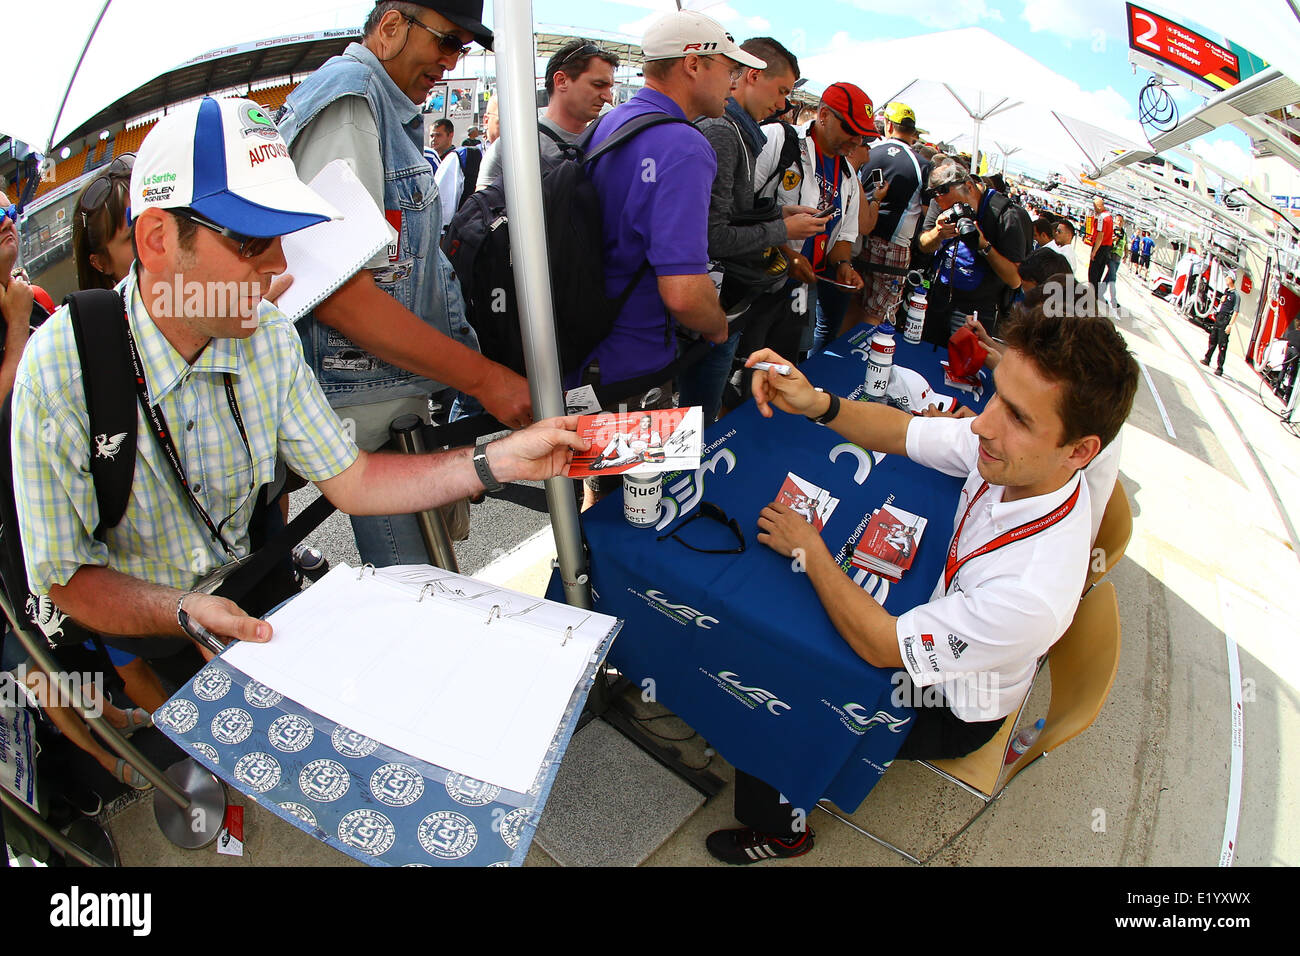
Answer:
[
  {"xmin": 579, "ymin": 9, "xmax": 758, "ymax": 388},
  {"xmin": 578, "ymin": 9, "xmax": 759, "ymax": 505}
]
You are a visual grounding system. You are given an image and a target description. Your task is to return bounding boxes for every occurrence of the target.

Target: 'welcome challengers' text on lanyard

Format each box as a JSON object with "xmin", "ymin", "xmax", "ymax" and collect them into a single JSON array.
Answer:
[{"xmin": 943, "ymin": 478, "xmax": 1082, "ymax": 594}]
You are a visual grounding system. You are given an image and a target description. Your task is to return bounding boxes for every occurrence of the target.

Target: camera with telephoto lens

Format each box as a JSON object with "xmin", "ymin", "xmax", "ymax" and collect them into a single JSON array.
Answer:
[{"xmin": 941, "ymin": 202, "xmax": 980, "ymax": 248}]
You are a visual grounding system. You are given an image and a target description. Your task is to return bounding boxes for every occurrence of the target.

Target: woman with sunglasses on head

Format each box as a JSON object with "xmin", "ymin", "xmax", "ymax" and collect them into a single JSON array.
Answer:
[{"xmin": 72, "ymin": 154, "xmax": 135, "ymax": 291}]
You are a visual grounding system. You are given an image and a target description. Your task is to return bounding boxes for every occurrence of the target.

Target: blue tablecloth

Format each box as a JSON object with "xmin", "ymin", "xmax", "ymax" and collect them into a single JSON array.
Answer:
[
  {"xmin": 153, "ymin": 624, "xmax": 617, "ymax": 866},
  {"xmin": 560, "ymin": 327, "xmax": 989, "ymax": 813}
]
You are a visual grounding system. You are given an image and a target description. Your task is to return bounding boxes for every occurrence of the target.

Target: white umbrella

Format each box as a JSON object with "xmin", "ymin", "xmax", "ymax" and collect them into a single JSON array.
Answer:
[
  {"xmin": 798, "ymin": 27, "xmax": 1147, "ymax": 176},
  {"xmin": 0, "ymin": 1, "xmax": 373, "ymax": 152}
]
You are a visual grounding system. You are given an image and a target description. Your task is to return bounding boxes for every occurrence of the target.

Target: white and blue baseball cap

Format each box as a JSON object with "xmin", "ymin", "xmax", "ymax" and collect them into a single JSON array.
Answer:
[{"xmin": 130, "ymin": 96, "xmax": 340, "ymax": 237}]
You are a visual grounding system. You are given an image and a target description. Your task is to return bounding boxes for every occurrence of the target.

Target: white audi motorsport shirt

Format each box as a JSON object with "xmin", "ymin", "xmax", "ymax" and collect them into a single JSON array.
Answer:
[{"xmin": 894, "ymin": 416, "xmax": 1092, "ymax": 721}]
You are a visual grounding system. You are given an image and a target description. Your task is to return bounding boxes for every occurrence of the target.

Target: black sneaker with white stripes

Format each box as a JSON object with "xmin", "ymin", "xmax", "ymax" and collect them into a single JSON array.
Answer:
[{"xmin": 705, "ymin": 826, "xmax": 815, "ymax": 865}]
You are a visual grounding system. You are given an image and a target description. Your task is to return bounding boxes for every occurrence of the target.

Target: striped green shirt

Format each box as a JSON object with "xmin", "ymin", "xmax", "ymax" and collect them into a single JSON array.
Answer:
[{"xmin": 11, "ymin": 267, "xmax": 359, "ymax": 595}]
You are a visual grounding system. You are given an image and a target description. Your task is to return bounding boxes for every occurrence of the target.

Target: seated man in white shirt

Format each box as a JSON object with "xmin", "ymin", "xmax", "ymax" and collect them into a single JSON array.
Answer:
[
  {"xmin": 950, "ymin": 294, "xmax": 1119, "ymax": 546},
  {"xmin": 706, "ymin": 303, "xmax": 1139, "ymax": 864}
]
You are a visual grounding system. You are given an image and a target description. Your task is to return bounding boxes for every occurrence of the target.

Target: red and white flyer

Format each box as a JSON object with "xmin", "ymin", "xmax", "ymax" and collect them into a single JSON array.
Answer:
[
  {"xmin": 774, "ymin": 472, "xmax": 840, "ymax": 532},
  {"xmin": 217, "ymin": 805, "xmax": 245, "ymax": 857},
  {"xmin": 568, "ymin": 407, "xmax": 702, "ymax": 479},
  {"xmin": 851, "ymin": 503, "xmax": 928, "ymax": 581}
]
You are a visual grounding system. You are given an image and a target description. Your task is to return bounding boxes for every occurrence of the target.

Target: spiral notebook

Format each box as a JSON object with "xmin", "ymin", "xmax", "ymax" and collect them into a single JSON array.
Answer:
[
  {"xmin": 222, "ymin": 563, "xmax": 618, "ymax": 794},
  {"xmin": 275, "ymin": 159, "xmax": 396, "ymax": 320}
]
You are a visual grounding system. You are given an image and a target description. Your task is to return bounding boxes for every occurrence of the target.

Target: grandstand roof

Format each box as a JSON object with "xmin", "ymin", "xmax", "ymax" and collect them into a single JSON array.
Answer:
[{"xmin": 56, "ymin": 31, "xmax": 357, "ymax": 150}]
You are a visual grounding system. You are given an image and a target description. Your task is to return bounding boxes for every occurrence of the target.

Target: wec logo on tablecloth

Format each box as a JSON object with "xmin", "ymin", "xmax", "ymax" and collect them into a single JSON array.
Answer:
[
  {"xmin": 700, "ymin": 668, "xmax": 791, "ymax": 715},
  {"xmin": 628, "ymin": 587, "xmax": 719, "ymax": 629},
  {"xmin": 821, "ymin": 698, "xmax": 911, "ymax": 735}
]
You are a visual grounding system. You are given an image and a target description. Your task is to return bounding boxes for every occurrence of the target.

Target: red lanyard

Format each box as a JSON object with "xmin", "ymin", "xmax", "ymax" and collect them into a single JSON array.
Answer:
[{"xmin": 943, "ymin": 478, "xmax": 1082, "ymax": 593}]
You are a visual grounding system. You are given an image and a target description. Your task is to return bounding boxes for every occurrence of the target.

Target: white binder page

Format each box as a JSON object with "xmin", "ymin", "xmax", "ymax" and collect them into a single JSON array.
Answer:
[{"xmin": 223, "ymin": 564, "xmax": 614, "ymax": 793}]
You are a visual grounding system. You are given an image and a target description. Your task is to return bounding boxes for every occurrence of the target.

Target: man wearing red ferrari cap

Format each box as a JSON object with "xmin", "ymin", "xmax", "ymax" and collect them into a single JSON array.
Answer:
[{"xmin": 754, "ymin": 81, "xmax": 873, "ymax": 357}]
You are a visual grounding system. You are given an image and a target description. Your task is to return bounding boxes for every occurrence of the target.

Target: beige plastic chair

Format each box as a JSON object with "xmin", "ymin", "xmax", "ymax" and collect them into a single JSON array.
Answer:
[
  {"xmin": 1085, "ymin": 484, "xmax": 1132, "ymax": 592},
  {"xmin": 817, "ymin": 582, "xmax": 1121, "ymax": 864}
]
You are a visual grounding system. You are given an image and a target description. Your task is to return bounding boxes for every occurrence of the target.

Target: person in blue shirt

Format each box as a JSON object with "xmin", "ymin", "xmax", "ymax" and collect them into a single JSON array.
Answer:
[{"xmin": 1139, "ymin": 231, "xmax": 1155, "ymax": 279}]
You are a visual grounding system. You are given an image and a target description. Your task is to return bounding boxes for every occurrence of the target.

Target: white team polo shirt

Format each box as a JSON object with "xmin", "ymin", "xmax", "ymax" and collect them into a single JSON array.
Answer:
[{"xmin": 895, "ymin": 416, "xmax": 1092, "ymax": 721}]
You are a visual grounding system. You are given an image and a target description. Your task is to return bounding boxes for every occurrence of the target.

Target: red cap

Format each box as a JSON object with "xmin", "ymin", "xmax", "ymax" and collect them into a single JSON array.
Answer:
[
  {"xmin": 821, "ymin": 82, "xmax": 875, "ymax": 135},
  {"xmin": 947, "ymin": 326, "xmax": 988, "ymax": 381},
  {"xmin": 30, "ymin": 285, "xmax": 55, "ymax": 315}
]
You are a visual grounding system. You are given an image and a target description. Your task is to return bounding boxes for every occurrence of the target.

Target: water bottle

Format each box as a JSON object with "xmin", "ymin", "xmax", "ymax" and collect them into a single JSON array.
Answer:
[
  {"xmin": 1005, "ymin": 718, "xmax": 1045, "ymax": 765},
  {"xmin": 863, "ymin": 322, "xmax": 896, "ymax": 400},
  {"xmin": 624, "ymin": 473, "xmax": 663, "ymax": 528},
  {"xmin": 904, "ymin": 288, "xmax": 927, "ymax": 344}
]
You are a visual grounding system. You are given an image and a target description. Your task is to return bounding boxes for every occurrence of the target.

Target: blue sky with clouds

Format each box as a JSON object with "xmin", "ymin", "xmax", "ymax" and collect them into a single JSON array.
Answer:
[{"xmin": 528, "ymin": 0, "xmax": 1256, "ymax": 179}]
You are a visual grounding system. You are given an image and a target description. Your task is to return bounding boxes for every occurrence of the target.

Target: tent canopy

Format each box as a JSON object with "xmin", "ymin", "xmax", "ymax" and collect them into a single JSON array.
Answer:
[
  {"xmin": 0, "ymin": 1, "xmax": 375, "ymax": 152},
  {"xmin": 796, "ymin": 27, "xmax": 1148, "ymax": 175}
]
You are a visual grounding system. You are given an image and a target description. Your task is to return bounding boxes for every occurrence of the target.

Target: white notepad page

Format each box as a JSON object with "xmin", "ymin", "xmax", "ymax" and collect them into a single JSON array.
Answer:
[
  {"xmin": 222, "ymin": 564, "xmax": 614, "ymax": 794},
  {"xmin": 275, "ymin": 159, "xmax": 396, "ymax": 320}
]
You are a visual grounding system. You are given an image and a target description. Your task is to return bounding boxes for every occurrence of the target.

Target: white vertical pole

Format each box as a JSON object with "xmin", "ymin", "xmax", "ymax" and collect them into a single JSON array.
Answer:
[{"xmin": 493, "ymin": 0, "xmax": 590, "ymax": 609}]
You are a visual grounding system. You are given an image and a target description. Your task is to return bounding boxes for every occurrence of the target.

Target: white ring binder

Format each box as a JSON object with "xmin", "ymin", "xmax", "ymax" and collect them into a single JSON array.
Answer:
[
  {"xmin": 505, "ymin": 601, "xmax": 543, "ymax": 618},
  {"xmin": 356, "ymin": 566, "xmax": 603, "ymax": 646},
  {"xmin": 216, "ymin": 561, "xmax": 623, "ymax": 798},
  {"xmin": 357, "ymin": 563, "xmax": 376, "ymax": 579}
]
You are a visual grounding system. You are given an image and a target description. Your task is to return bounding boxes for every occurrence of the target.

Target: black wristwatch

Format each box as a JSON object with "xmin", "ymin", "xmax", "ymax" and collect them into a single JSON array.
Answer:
[
  {"xmin": 977, "ymin": 241, "xmax": 992, "ymax": 257},
  {"xmin": 806, "ymin": 388, "xmax": 841, "ymax": 426},
  {"xmin": 473, "ymin": 439, "xmax": 503, "ymax": 493}
]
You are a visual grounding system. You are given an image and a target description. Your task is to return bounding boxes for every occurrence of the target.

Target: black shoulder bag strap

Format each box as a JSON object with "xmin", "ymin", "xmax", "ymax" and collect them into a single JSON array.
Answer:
[
  {"xmin": 538, "ymin": 123, "xmax": 567, "ymax": 146},
  {"xmin": 758, "ymin": 122, "xmax": 798, "ymax": 195},
  {"xmin": 582, "ymin": 112, "xmax": 693, "ymax": 164},
  {"xmin": 65, "ymin": 289, "xmax": 137, "ymax": 541}
]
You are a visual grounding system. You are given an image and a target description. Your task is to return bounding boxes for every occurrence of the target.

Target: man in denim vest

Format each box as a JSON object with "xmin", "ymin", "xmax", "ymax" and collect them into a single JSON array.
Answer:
[{"xmin": 278, "ymin": 0, "xmax": 531, "ymax": 567}]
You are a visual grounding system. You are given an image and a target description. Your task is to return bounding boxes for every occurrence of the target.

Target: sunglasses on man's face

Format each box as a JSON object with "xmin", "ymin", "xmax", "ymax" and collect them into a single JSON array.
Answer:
[
  {"xmin": 701, "ymin": 55, "xmax": 745, "ymax": 82},
  {"xmin": 169, "ymin": 208, "xmax": 275, "ymax": 259},
  {"xmin": 827, "ymin": 109, "xmax": 861, "ymax": 139},
  {"xmin": 0, "ymin": 204, "xmax": 18, "ymax": 227},
  {"xmin": 404, "ymin": 15, "xmax": 473, "ymax": 58},
  {"xmin": 657, "ymin": 501, "xmax": 746, "ymax": 555}
]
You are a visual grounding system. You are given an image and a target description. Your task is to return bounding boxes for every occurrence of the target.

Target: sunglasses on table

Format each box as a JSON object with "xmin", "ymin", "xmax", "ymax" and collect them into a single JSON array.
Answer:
[
  {"xmin": 404, "ymin": 15, "xmax": 473, "ymax": 58},
  {"xmin": 657, "ymin": 501, "xmax": 746, "ymax": 555},
  {"xmin": 168, "ymin": 208, "xmax": 275, "ymax": 259}
]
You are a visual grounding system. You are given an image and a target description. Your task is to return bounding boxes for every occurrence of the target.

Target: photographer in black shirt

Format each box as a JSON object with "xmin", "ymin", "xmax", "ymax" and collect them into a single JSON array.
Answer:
[{"xmin": 916, "ymin": 162, "xmax": 1027, "ymax": 344}]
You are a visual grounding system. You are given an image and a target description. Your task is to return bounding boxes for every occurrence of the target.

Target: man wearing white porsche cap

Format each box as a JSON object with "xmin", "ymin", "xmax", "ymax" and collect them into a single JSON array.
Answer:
[{"xmin": 10, "ymin": 96, "xmax": 586, "ymax": 656}]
